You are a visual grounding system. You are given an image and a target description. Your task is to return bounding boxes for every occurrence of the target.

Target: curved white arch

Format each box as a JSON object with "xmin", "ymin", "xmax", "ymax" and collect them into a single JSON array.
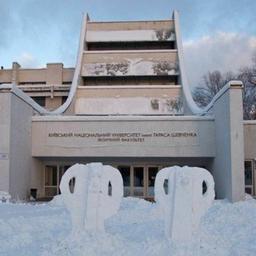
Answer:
[
  {"xmin": 0, "ymin": 14, "xmax": 88, "ymax": 115},
  {"xmin": 173, "ymin": 10, "xmax": 243, "ymax": 115}
]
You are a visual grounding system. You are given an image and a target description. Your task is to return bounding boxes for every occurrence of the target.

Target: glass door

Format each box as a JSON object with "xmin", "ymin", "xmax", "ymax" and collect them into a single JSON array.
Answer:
[
  {"xmin": 132, "ymin": 166, "xmax": 145, "ymax": 197},
  {"xmin": 117, "ymin": 166, "xmax": 131, "ymax": 196},
  {"xmin": 45, "ymin": 164, "xmax": 72, "ymax": 197},
  {"xmin": 45, "ymin": 165, "xmax": 58, "ymax": 197},
  {"xmin": 58, "ymin": 165, "xmax": 71, "ymax": 194},
  {"xmin": 147, "ymin": 166, "xmax": 159, "ymax": 198}
]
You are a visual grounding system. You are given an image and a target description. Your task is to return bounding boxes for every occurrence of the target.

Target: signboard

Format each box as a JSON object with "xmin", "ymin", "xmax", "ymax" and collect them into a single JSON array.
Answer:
[
  {"xmin": 47, "ymin": 131, "xmax": 198, "ymax": 147},
  {"xmin": 32, "ymin": 118, "xmax": 215, "ymax": 157}
]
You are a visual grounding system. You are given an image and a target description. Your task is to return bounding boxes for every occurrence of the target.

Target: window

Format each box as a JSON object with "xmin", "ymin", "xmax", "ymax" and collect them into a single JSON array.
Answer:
[
  {"xmin": 45, "ymin": 165, "xmax": 71, "ymax": 197},
  {"xmin": 31, "ymin": 96, "xmax": 46, "ymax": 107},
  {"xmin": 83, "ymin": 75, "xmax": 179, "ymax": 86},
  {"xmin": 245, "ymin": 160, "xmax": 254, "ymax": 195},
  {"xmin": 19, "ymin": 82, "xmax": 46, "ymax": 85},
  {"xmin": 45, "ymin": 166, "xmax": 57, "ymax": 197},
  {"xmin": 62, "ymin": 96, "xmax": 68, "ymax": 105},
  {"xmin": 87, "ymin": 41, "xmax": 175, "ymax": 51}
]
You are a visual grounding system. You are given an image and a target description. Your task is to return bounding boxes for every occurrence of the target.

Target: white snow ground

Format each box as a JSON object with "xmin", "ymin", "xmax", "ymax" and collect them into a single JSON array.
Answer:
[{"xmin": 0, "ymin": 196, "xmax": 256, "ymax": 256}]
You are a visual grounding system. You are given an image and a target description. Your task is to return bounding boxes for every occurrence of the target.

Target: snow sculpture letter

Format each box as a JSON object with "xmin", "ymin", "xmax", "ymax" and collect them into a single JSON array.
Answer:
[
  {"xmin": 155, "ymin": 166, "xmax": 215, "ymax": 241},
  {"xmin": 60, "ymin": 163, "xmax": 123, "ymax": 232}
]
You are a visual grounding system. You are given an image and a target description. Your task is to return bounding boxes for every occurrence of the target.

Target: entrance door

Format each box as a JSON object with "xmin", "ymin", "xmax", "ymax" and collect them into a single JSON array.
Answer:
[
  {"xmin": 45, "ymin": 165, "xmax": 58, "ymax": 197},
  {"xmin": 117, "ymin": 165, "xmax": 146, "ymax": 197},
  {"xmin": 118, "ymin": 166, "xmax": 131, "ymax": 196},
  {"xmin": 133, "ymin": 166, "xmax": 145, "ymax": 197},
  {"xmin": 58, "ymin": 165, "xmax": 71, "ymax": 194},
  {"xmin": 147, "ymin": 166, "xmax": 160, "ymax": 198}
]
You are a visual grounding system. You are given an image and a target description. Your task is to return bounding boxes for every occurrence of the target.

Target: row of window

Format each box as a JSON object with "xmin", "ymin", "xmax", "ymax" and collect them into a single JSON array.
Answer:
[
  {"xmin": 31, "ymin": 96, "xmax": 68, "ymax": 107},
  {"xmin": 87, "ymin": 41, "xmax": 176, "ymax": 51},
  {"xmin": 45, "ymin": 161, "xmax": 255, "ymax": 199},
  {"xmin": 83, "ymin": 75, "xmax": 179, "ymax": 86},
  {"xmin": 45, "ymin": 165, "xmax": 161, "ymax": 198}
]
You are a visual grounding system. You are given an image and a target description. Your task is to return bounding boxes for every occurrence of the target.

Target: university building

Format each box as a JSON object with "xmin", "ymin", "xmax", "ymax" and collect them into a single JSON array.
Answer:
[{"xmin": 0, "ymin": 11, "xmax": 255, "ymax": 201}]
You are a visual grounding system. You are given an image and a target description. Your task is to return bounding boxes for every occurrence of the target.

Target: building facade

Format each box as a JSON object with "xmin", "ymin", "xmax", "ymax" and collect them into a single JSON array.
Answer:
[{"xmin": 0, "ymin": 11, "xmax": 255, "ymax": 201}]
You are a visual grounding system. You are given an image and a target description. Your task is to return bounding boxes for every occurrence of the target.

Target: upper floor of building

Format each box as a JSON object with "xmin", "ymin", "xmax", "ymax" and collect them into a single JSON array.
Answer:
[{"xmin": 0, "ymin": 12, "xmax": 187, "ymax": 115}]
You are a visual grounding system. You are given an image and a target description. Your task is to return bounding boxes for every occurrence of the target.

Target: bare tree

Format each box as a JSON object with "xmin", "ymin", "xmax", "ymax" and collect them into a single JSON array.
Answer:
[
  {"xmin": 237, "ymin": 53, "xmax": 256, "ymax": 119},
  {"xmin": 193, "ymin": 71, "xmax": 235, "ymax": 107},
  {"xmin": 193, "ymin": 53, "xmax": 256, "ymax": 119}
]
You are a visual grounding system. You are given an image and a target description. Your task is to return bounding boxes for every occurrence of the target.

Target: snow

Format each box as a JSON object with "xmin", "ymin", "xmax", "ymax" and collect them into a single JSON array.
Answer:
[
  {"xmin": 86, "ymin": 30, "xmax": 176, "ymax": 42},
  {"xmin": 155, "ymin": 166, "xmax": 214, "ymax": 241},
  {"xmin": 60, "ymin": 163, "xmax": 123, "ymax": 232},
  {"xmin": 0, "ymin": 191, "xmax": 11, "ymax": 203},
  {"xmin": 0, "ymin": 196, "xmax": 256, "ymax": 256}
]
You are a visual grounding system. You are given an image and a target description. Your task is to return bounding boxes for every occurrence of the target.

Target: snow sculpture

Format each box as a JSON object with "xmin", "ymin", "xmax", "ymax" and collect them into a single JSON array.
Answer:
[
  {"xmin": 155, "ymin": 166, "xmax": 215, "ymax": 241},
  {"xmin": 60, "ymin": 163, "xmax": 123, "ymax": 232}
]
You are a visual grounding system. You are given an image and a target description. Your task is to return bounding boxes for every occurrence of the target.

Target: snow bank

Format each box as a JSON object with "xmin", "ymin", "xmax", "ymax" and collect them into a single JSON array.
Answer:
[
  {"xmin": 60, "ymin": 163, "xmax": 123, "ymax": 232},
  {"xmin": 155, "ymin": 166, "xmax": 215, "ymax": 241},
  {"xmin": 0, "ymin": 191, "xmax": 11, "ymax": 203},
  {"xmin": 0, "ymin": 197, "xmax": 256, "ymax": 255}
]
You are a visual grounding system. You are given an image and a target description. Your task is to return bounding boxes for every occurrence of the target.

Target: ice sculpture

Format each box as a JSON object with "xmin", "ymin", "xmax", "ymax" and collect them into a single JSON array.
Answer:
[
  {"xmin": 155, "ymin": 166, "xmax": 215, "ymax": 241},
  {"xmin": 60, "ymin": 163, "xmax": 123, "ymax": 232}
]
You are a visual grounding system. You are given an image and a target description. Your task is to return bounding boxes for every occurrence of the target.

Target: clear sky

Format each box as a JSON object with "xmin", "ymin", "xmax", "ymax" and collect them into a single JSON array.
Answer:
[{"xmin": 0, "ymin": 0, "xmax": 256, "ymax": 86}]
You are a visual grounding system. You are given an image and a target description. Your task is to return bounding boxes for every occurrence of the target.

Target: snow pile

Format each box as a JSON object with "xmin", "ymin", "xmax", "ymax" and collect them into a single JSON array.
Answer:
[
  {"xmin": 0, "ymin": 197, "xmax": 256, "ymax": 255},
  {"xmin": 155, "ymin": 166, "xmax": 214, "ymax": 241},
  {"xmin": 0, "ymin": 191, "xmax": 11, "ymax": 203}
]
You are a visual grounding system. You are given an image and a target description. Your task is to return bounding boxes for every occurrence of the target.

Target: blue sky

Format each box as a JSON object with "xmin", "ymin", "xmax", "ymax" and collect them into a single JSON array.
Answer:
[{"xmin": 0, "ymin": 0, "xmax": 256, "ymax": 86}]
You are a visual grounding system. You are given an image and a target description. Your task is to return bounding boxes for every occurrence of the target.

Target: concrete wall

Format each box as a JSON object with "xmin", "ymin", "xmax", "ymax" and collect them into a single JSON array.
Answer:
[
  {"xmin": 46, "ymin": 97, "xmax": 63, "ymax": 111},
  {"xmin": 77, "ymin": 86, "xmax": 181, "ymax": 98},
  {"xmin": 211, "ymin": 83, "xmax": 245, "ymax": 202},
  {"xmin": 244, "ymin": 121, "xmax": 256, "ymax": 159},
  {"xmin": 86, "ymin": 20, "xmax": 174, "ymax": 31},
  {"xmin": 75, "ymin": 86, "xmax": 182, "ymax": 115},
  {"xmin": 0, "ymin": 64, "xmax": 74, "ymax": 84},
  {"xmin": 32, "ymin": 116, "xmax": 215, "ymax": 158},
  {"xmin": 0, "ymin": 89, "xmax": 34, "ymax": 199},
  {"xmin": 9, "ymin": 93, "xmax": 33, "ymax": 199},
  {"xmin": 0, "ymin": 92, "xmax": 11, "ymax": 192},
  {"xmin": 82, "ymin": 51, "xmax": 177, "ymax": 65}
]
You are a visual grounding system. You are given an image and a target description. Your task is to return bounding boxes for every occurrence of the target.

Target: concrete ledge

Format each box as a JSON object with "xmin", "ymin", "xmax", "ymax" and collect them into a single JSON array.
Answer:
[
  {"xmin": 32, "ymin": 115, "xmax": 215, "ymax": 122},
  {"xmin": 202, "ymin": 80, "xmax": 243, "ymax": 114},
  {"xmin": 78, "ymin": 85, "xmax": 181, "ymax": 89},
  {"xmin": 243, "ymin": 120, "xmax": 256, "ymax": 125}
]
